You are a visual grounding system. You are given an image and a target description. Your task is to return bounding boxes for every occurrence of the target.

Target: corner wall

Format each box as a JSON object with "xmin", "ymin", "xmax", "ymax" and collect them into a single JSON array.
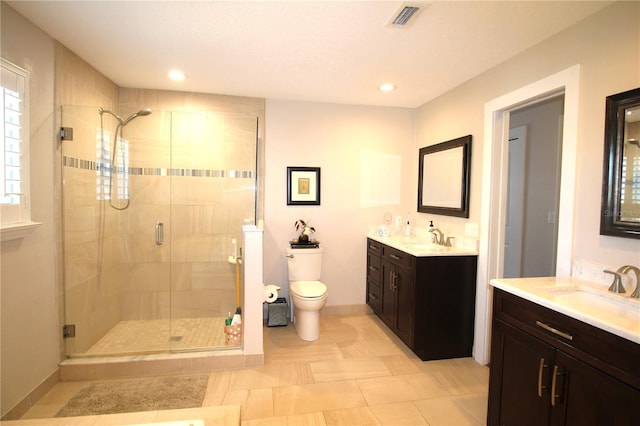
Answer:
[{"xmin": 1, "ymin": 2, "xmax": 58, "ymax": 418}]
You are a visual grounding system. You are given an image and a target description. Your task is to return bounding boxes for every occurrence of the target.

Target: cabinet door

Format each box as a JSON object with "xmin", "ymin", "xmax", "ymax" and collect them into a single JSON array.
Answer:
[
  {"xmin": 488, "ymin": 320, "xmax": 555, "ymax": 426},
  {"xmin": 380, "ymin": 260, "xmax": 395, "ymax": 329},
  {"xmin": 551, "ymin": 351, "xmax": 640, "ymax": 426},
  {"xmin": 394, "ymin": 266, "xmax": 414, "ymax": 347}
]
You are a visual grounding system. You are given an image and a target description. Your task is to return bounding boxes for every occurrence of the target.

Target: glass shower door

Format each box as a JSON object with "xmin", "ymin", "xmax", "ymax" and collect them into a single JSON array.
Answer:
[
  {"xmin": 168, "ymin": 111, "xmax": 258, "ymax": 351},
  {"xmin": 61, "ymin": 105, "xmax": 172, "ymax": 357}
]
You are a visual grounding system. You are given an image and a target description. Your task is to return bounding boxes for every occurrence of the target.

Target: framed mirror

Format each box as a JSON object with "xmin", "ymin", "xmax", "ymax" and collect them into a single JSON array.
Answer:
[
  {"xmin": 600, "ymin": 87, "xmax": 640, "ymax": 239},
  {"xmin": 418, "ymin": 135, "xmax": 472, "ymax": 218}
]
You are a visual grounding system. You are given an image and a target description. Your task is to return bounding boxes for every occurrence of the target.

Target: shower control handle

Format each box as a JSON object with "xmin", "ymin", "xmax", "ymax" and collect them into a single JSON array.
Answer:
[{"xmin": 155, "ymin": 221, "xmax": 164, "ymax": 245}]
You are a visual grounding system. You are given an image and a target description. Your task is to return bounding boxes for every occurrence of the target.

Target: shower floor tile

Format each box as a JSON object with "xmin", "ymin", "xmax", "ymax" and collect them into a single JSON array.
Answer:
[{"xmin": 84, "ymin": 317, "xmax": 232, "ymax": 356}]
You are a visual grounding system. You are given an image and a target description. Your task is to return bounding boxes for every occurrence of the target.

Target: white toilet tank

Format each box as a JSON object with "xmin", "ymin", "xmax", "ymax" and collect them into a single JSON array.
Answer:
[{"xmin": 286, "ymin": 247, "xmax": 323, "ymax": 281}]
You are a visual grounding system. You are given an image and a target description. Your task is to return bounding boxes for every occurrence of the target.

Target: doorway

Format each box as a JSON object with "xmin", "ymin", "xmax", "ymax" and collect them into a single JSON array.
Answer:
[
  {"xmin": 475, "ymin": 65, "xmax": 581, "ymax": 364},
  {"xmin": 504, "ymin": 96, "xmax": 564, "ymax": 278}
]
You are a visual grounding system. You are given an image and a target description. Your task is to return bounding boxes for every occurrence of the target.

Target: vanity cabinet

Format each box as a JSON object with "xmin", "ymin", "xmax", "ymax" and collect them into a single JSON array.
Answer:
[
  {"xmin": 488, "ymin": 288, "xmax": 640, "ymax": 426},
  {"xmin": 366, "ymin": 238, "xmax": 477, "ymax": 360}
]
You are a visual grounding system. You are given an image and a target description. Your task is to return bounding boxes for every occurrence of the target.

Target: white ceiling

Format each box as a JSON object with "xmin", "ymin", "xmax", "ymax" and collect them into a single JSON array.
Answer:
[{"xmin": 8, "ymin": 0, "xmax": 613, "ymax": 108}]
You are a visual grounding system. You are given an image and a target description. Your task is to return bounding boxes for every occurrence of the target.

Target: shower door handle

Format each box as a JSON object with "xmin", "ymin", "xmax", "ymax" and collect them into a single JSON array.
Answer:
[{"xmin": 155, "ymin": 221, "xmax": 164, "ymax": 245}]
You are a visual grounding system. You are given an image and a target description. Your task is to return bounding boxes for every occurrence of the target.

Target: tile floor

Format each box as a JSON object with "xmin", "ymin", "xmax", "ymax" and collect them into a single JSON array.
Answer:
[
  {"xmin": 84, "ymin": 317, "xmax": 232, "ymax": 356},
  {"xmin": 18, "ymin": 313, "xmax": 489, "ymax": 425}
]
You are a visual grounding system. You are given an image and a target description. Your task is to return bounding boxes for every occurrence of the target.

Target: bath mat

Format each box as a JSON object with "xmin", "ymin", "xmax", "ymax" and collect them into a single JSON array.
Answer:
[{"xmin": 55, "ymin": 374, "xmax": 208, "ymax": 417}]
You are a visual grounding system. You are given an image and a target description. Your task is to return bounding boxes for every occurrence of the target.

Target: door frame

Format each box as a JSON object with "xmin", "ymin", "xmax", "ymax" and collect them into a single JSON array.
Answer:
[{"xmin": 474, "ymin": 65, "xmax": 581, "ymax": 364}]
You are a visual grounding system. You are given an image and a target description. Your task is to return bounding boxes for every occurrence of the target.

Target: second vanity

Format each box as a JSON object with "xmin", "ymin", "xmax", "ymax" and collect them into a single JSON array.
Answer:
[
  {"xmin": 366, "ymin": 235, "xmax": 478, "ymax": 361},
  {"xmin": 488, "ymin": 277, "xmax": 640, "ymax": 426}
]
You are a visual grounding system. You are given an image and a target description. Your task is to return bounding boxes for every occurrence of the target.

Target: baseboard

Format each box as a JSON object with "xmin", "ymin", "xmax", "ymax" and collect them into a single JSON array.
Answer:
[
  {"xmin": 1, "ymin": 368, "xmax": 60, "ymax": 421},
  {"xmin": 321, "ymin": 303, "xmax": 372, "ymax": 316}
]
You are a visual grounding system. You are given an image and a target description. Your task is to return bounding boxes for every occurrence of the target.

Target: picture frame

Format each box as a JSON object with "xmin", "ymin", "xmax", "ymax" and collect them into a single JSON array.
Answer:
[{"xmin": 287, "ymin": 166, "xmax": 321, "ymax": 205}]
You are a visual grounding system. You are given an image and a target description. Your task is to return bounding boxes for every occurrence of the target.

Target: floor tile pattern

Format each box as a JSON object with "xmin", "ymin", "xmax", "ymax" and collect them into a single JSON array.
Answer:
[
  {"xmin": 21, "ymin": 313, "xmax": 489, "ymax": 425},
  {"xmin": 85, "ymin": 317, "xmax": 231, "ymax": 355}
]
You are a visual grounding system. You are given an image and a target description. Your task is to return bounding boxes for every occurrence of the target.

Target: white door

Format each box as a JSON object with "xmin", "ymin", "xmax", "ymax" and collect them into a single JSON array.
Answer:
[{"xmin": 504, "ymin": 126, "xmax": 527, "ymax": 278}]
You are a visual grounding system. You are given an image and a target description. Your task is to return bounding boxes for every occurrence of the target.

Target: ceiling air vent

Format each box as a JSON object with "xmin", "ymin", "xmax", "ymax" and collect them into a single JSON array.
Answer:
[{"xmin": 388, "ymin": 4, "xmax": 421, "ymax": 28}]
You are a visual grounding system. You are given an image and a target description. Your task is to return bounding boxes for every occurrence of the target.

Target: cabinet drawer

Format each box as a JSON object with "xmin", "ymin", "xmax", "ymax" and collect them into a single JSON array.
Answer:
[
  {"xmin": 494, "ymin": 289, "xmax": 640, "ymax": 389},
  {"xmin": 367, "ymin": 252, "xmax": 381, "ymax": 284},
  {"xmin": 382, "ymin": 245, "xmax": 414, "ymax": 269},
  {"xmin": 367, "ymin": 279, "xmax": 382, "ymax": 312},
  {"xmin": 367, "ymin": 238, "xmax": 382, "ymax": 254}
]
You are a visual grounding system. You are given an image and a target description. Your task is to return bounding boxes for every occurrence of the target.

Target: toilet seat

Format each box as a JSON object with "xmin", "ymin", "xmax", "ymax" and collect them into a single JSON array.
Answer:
[{"xmin": 290, "ymin": 280, "xmax": 327, "ymax": 300}]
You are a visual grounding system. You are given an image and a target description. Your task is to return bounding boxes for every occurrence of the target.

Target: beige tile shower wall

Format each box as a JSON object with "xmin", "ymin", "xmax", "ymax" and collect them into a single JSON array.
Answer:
[
  {"xmin": 56, "ymin": 45, "xmax": 121, "ymax": 355},
  {"xmin": 119, "ymin": 89, "xmax": 264, "ymax": 320},
  {"xmin": 119, "ymin": 88, "xmax": 265, "ymax": 218}
]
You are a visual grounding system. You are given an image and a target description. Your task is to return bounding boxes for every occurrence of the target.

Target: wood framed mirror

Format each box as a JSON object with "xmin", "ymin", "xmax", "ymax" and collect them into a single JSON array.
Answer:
[
  {"xmin": 418, "ymin": 135, "xmax": 472, "ymax": 218},
  {"xmin": 600, "ymin": 87, "xmax": 640, "ymax": 239}
]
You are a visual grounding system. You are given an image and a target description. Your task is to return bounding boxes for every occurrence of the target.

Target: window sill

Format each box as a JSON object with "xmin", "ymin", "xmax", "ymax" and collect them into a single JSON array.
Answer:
[{"xmin": 0, "ymin": 221, "xmax": 42, "ymax": 243}]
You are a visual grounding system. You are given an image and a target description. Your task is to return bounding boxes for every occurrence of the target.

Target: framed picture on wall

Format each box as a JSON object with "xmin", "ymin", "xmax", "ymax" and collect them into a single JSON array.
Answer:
[{"xmin": 287, "ymin": 166, "xmax": 321, "ymax": 205}]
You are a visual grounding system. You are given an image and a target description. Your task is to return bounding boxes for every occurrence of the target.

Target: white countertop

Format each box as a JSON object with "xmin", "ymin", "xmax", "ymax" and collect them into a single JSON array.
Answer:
[
  {"xmin": 367, "ymin": 234, "xmax": 478, "ymax": 257},
  {"xmin": 490, "ymin": 276, "xmax": 640, "ymax": 345}
]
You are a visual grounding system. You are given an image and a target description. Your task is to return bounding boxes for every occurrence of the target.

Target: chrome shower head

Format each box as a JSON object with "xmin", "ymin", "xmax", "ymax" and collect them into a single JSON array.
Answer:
[
  {"xmin": 629, "ymin": 139, "xmax": 640, "ymax": 148},
  {"xmin": 122, "ymin": 108, "xmax": 152, "ymax": 126},
  {"xmin": 99, "ymin": 107, "xmax": 152, "ymax": 126},
  {"xmin": 99, "ymin": 107, "xmax": 125, "ymax": 125}
]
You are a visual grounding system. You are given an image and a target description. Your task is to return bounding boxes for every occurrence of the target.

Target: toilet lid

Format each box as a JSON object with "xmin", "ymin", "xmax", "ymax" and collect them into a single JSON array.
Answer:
[{"xmin": 290, "ymin": 281, "xmax": 327, "ymax": 298}]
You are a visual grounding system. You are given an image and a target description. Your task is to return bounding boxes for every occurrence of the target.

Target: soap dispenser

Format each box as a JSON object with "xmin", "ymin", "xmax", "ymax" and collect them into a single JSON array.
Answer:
[{"xmin": 429, "ymin": 221, "xmax": 436, "ymax": 243}]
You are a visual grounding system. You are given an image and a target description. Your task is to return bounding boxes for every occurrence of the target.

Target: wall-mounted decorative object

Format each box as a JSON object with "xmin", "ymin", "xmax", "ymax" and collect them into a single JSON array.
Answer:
[
  {"xmin": 600, "ymin": 87, "xmax": 640, "ymax": 239},
  {"xmin": 287, "ymin": 166, "xmax": 321, "ymax": 206},
  {"xmin": 418, "ymin": 135, "xmax": 472, "ymax": 218}
]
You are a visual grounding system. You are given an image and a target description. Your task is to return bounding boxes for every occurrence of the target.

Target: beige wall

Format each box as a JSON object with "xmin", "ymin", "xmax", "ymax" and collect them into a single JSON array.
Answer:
[
  {"xmin": 415, "ymin": 0, "xmax": 640, "ymax": 269},
  {"xmin": 1, "ymin": 2, "xmax": 59, "ymax": 417},
  {"xmin": 263, "ymin": 100, "xmax": 416, "ymax": 307}
]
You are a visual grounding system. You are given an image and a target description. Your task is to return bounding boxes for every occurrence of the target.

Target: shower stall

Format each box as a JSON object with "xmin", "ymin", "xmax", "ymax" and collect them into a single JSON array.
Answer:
[{"xmin": 61, "ymin": 105, "xmax": 258, "ymax": 357}]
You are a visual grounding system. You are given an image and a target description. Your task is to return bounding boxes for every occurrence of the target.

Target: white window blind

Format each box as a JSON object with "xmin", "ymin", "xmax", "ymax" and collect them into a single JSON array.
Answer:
[{"xmin": 1, "ymin": 58, "xmax": 31, "ymax": 227}]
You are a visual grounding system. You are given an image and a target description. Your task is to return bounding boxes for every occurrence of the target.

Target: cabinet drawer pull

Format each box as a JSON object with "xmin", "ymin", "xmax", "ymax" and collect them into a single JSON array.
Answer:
[
  {"xmin": 368, "ymin": 293, "xmax": 378, "ymax": 300},
  {"xmin": 535, "ymin": 321, "xmax": 573, "ymax": 341},
  {"xmin": 369, "ymin": 265, "xmax": 379, "ymax": 272},
  {"xmin": 389, "ymin": 254, "xmax": 401, "ymax": 260},
  {"xmin": 369, "ymin": 244, "xmax": 380, "ymax": 251},
  {"xmin": 537, "ymin": 358, "xmax": 548, "ymax": 397}
]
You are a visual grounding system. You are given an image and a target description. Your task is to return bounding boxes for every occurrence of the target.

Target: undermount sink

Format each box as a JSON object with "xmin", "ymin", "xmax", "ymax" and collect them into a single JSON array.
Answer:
[{"xmin": 538, "ymin": 284, "xmax": 640, "ymax": 313}]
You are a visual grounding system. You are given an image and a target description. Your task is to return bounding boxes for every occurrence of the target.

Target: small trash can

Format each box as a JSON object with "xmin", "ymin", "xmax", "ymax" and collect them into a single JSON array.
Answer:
[{"xmin": 267, "ymin": 297, "xmax": 289, "ymax": 327}]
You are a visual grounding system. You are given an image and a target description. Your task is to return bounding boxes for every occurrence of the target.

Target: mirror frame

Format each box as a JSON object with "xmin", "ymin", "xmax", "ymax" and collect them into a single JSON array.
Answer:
[
  {"xmin": 600, "ymin": 87, "xmax": 640, "ymax": 239},
  {"xmin": 417, "ymin": 135, "xmax": 472, "ymax": 218}
]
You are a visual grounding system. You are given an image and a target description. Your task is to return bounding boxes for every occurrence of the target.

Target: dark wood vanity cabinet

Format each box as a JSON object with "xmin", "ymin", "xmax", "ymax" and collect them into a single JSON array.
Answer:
[
  {"xmin": 366, "ymin": 238, "xmax": 477, "ymax": 360},
  {"xmin": 488, "ymin": 288, "xmax": 640, "ymax": 426}
]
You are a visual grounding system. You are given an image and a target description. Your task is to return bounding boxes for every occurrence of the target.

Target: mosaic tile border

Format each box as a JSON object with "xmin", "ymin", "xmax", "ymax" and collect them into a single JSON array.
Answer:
[{"xmin": 63, "ymin": 155, "xmax": 256, "ymax": 179}]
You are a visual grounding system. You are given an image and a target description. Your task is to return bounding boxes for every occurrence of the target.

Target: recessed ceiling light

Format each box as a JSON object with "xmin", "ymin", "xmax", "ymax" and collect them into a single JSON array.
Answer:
[
  {"xmin": 379, "ymin": 83, "xmax": 396, "ymax": 92},
  {"xmin": 168, "ymin": 70, "xmax": 186, "ymax": 81}
]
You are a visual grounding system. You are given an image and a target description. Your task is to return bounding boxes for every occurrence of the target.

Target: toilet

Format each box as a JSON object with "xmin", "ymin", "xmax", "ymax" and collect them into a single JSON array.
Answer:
[{"xmin": 286, "ymin": 247, "xmax": 328, "ymax": 341}]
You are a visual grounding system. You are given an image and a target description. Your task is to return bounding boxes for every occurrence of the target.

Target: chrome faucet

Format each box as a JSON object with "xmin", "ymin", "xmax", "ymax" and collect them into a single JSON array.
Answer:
[
  {"xmin": 616, "ymin": 265, "xmax": 640, "ymax": 298},
  {"xmin": 428, "ymin": 227, "xmax": 453, "ymax": 247},
  {"xmin": 604, "ymin": 269, "xmax": 626, "ymax": 293},
  {"xmin": 429, "ymin": 227, "xmax": 443, "ymax": 244}
]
